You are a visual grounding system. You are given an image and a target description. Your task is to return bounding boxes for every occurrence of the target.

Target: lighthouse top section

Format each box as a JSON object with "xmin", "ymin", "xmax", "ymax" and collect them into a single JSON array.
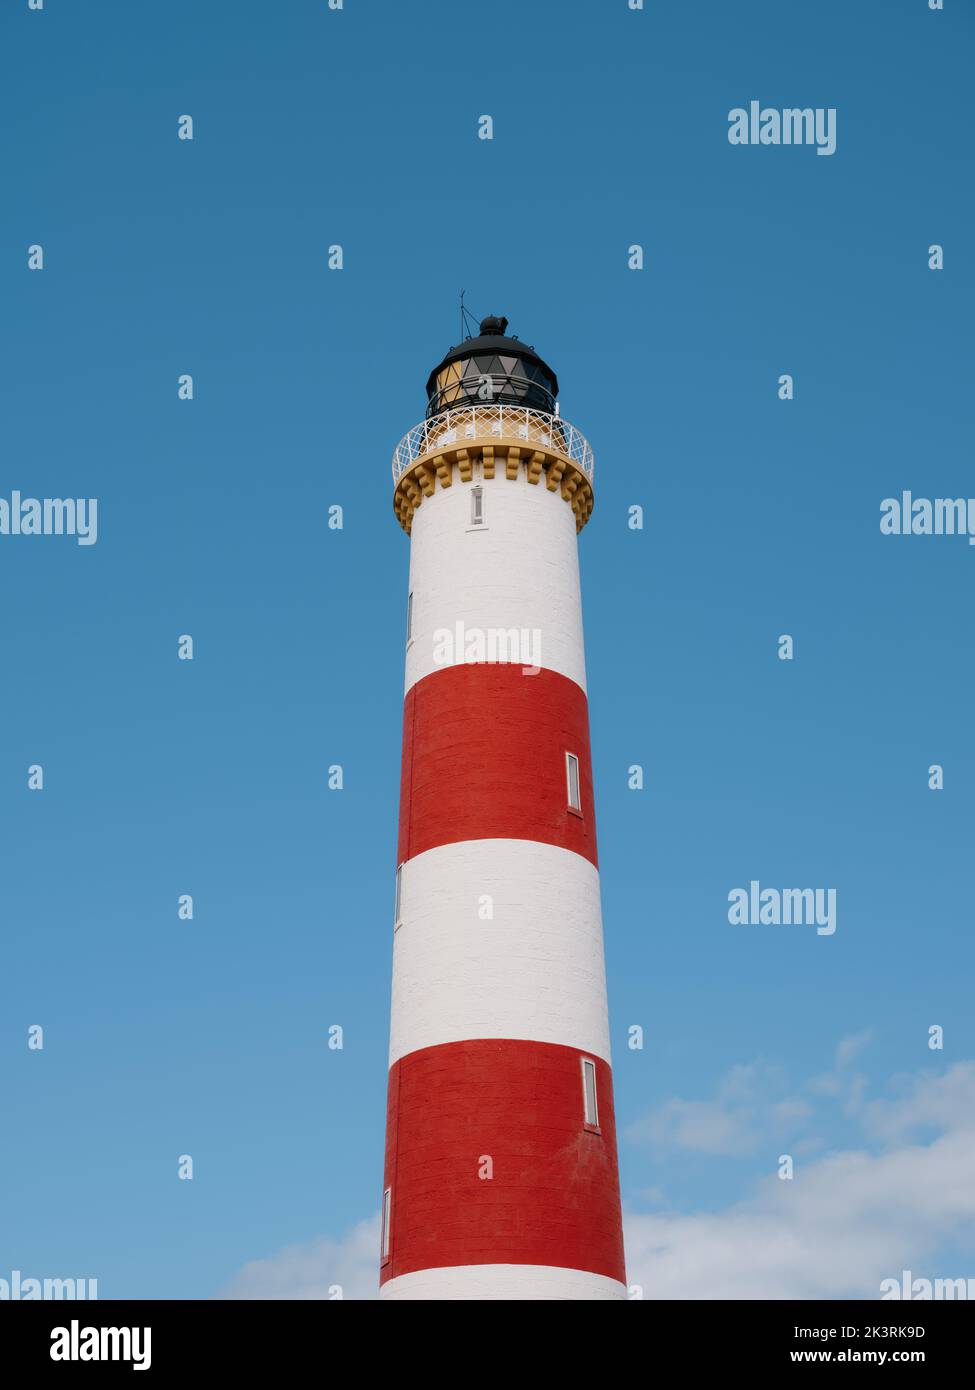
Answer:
[
  {"xmin": 392, "ymin": 315, "xmax": 595, "ymax": 537},
  {"xmin": 425, "ymin": 315, "xmax": 559, "ymax": 417}
]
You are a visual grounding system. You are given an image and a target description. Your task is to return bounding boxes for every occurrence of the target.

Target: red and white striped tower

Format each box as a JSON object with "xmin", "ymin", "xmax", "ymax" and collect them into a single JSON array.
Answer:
[{"xmin": 380, "ymin": 316, "xmax": 625, "ymax": 1301}]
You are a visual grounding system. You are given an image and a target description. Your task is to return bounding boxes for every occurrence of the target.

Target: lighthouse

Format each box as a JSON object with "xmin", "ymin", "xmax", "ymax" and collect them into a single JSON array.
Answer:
[{"xmin": 380, "ymin": 316, "xmax": 626, "ymax": 1300}]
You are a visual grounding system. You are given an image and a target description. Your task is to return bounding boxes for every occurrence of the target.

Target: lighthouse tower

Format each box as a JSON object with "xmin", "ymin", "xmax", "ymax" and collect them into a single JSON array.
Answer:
[{"xmin": 380, "ymin": 316, "xmax": 626, "ymax": 1300}]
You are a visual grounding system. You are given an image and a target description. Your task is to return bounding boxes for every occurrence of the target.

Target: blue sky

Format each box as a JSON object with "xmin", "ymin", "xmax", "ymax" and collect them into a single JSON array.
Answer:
[{"xmin": 2, "ymin": 0, "xmax": 972, "ymax": 1299}]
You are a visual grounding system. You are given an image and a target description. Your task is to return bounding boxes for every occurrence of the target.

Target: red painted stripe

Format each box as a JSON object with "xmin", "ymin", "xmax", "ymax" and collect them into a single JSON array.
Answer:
[
  {"xmin": 380, "ymin": 1038, "xmax": 625, "ymax": 1285},
  {"xmin": 397, "ymin": 662, "xmax": 598, "ymax": 868}
]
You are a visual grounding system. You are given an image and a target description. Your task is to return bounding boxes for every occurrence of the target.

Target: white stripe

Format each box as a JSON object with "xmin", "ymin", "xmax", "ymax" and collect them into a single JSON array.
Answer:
[
  {"xmin": 381, "ymin": 1263, "xmax": 627, "ymax": 1301},
  {"xmin": 389, "ymin": 839, "xmax": 611, "ymax": 1065},
  {"xmin": 405, "ymin": 468, "xmax": 586, "ymax": 696}
]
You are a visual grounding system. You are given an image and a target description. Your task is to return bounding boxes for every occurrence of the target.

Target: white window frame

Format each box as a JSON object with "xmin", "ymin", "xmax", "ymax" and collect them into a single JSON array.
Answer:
[
  {"xmin": 471, "ymin": 486, "xmax": 484, "ymax": 525},
  {"xmin": 381, "ymin": 1187, "xmax": 391, "ymax": 1261},
  {"xmin": 565, "ymin": 751, "xmax": 581, "ymax": 812},
  {"xmin": 581, "ymin": 1057, "xmax": 599, "ymax": 1128},
  {"xmin": 393, "ymin": 864, "xmax": 403, "ymax": 928},
  {"xmin": 406, "ymin": 590, "xmax": 413, "ymax": 643}
]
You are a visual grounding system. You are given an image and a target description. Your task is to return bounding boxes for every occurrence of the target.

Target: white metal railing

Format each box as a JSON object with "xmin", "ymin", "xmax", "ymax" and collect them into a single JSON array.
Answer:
[{"xmin": 391, "ymin": 404, "xmax": 595, "ymax": 484}]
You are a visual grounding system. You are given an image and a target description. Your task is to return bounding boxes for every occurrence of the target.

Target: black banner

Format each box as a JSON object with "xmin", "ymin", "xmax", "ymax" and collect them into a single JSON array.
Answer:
[{"xmin": 2, "ymin": 1298, "xmax": 971, "ymax": 1374}]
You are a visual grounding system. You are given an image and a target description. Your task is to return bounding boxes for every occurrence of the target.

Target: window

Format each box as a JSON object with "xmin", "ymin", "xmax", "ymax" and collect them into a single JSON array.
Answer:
[
  {"xmin": 471, "ymin": 486, "xmax": 484, "ymax": 525},
  {"xmin": 565, "ymin": 752, "xmax": 581, "ymax": 812},
  {"xmin": 582, "ymin": 1058, "xmax": 599, "ymax": 1129},
  {"xmin": 406, "ymin": 591, "xmax": 413, "ymax": 642},
  {"xmin": 381, "ymin": 1187, "xmax": 391, "ymax": 1262},
  {"xmin": 393, "ymin": 865, "xmax": 403, "ymax": 927}
]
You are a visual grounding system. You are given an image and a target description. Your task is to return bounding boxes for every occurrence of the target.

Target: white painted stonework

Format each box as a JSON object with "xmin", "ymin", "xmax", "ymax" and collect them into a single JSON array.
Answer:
[
  {"xmin": 405, "ymin": 467, "xmax": 587, "ymax": 696},
  {"xmin": 380, "ymin": 1263, "xmax": 627, "ymax": 1301},
  {"xmin": 389, "ymin": 838, "xmax": 611, "ymax": 1066}
]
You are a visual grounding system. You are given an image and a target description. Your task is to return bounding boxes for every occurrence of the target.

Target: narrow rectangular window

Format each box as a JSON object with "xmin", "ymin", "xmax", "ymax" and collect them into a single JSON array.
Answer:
[
  {"xmin": 565, "ymin": 751, "xmax": 581, "ymax": 811},
  {"xmin": 381, "ymin": 1187, "xmax": 391, "ymax": 1261},
  {"xmin": 406, "ymin": 591, "xmax": 413, "ymax": 641},
  {"xmin": 582, "ymin": 1058, "xmax": 599, "ymax": 1128},
  {"xmin": 471, "ymin": 486, "xmax": 483, "ymax": 525},
  {"xmin": 394, "ymin": 865, "xmax": 402, "ymax": 926}
]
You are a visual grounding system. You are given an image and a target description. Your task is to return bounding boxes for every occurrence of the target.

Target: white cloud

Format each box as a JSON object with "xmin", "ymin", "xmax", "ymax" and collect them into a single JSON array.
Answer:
[
  {"xmin": 627, "ymin": 1096, "xmax": 761, "ymax": 1157},
  {"xmin": 835, "ymin": 1029, "xmax": 874, "ymax": 1069},
  {"xmin": 624, "ymin": 1063, "xmax": 975, "ymax": 1299},
  {"xmin": 626, "ymin": 1059, "xmax": 809, "ymax": 1157},
  {"xmin": 628, "ymin": 1036, "xmax": 886, "ymax": 1159},
  {"xmin": 862, "ymin": 1061, "xmax": 975, "ymax": 1144},
  {"xmin": 217, "ymin": 1216, "xmax": 380, "ymax": 1301}
]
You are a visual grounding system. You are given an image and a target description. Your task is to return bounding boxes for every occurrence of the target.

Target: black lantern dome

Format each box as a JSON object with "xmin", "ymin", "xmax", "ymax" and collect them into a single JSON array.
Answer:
[{"xmin": 425, "ymin": 316, "xmax": 559, "ymax": 418}]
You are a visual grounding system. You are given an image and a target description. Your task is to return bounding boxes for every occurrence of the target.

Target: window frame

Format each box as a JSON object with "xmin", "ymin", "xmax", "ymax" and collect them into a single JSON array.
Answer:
[
  {"xmin": 380, "ymin": 1187, "xmax": 392, "ymax": 1264},
  {"xmin": 581, "ymin": 1057, "xmax": 600, "ymax": 1132},
  {"xmin": 565, "ymin": 751, "xmax": 582, "ymax": 814},
  {"xmin": 393, "ymin": 864, "xmax": 403, "ymax": 929},
  {"xmin": 471, "ymin": 485, "xmax": 484, "ymax": 525}
]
